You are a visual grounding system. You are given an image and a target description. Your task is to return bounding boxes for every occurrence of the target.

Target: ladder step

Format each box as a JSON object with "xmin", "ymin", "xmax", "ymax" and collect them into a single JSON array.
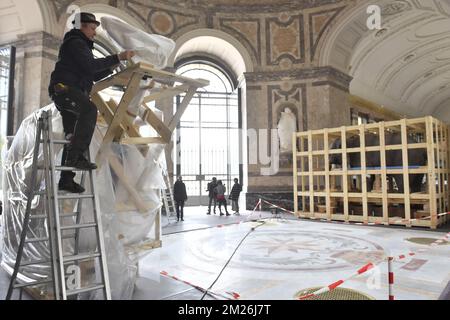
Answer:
[
  {"xmin": 20, "ymin": 258, "xmax": 51, "ymax": 267},
  {"xmin": 30, "ymin": 214, "xmax": 47, "ymax": 219},
  {"xmin": 60, "ymin": 223, "xmax": 97, "ymax": 231},
  {"xmin": 55, "ymin": 166, "xmax": 91, "ymax": 172},
  {"xmin": 66, "ymin": 284, "xmax": 104, "ymax": 296},
  {"xmin": 40, "ymin": 139, "xmax": 70, "ymax": 144},
  {"xmin": 63, "ymin": 252, "xmax": 100, "ymax": 263},
  {"xmin": 14, "ymin": 278, "xmax": 53, "ymax": 289},
  {"xmin": 60, "ymin": 213, "xmax": 79, "ymax": 218},
  {"xmin": 25, "ymin": 237, "xmax": 49, "ymax": 243},
  {"xmin": 58, "ymin": 194, "xmax": 94, "ymax": 200},
  {"xmin": 25, "ymin": 233, "xmax": 77, "ymax": 243}
]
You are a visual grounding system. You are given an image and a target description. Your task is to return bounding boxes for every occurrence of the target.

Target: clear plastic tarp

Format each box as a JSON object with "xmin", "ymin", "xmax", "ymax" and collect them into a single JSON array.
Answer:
[
  {"xmin": 100, "ymin": 16, "xmax": 176, "ymax": 69},
  {"xmin": 1, "ymin": 100, "xmax": 167, "ymax": 299}
]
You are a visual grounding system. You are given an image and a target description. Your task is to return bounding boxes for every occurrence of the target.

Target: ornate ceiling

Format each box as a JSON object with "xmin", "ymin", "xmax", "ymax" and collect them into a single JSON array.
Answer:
[{"xmin": 322, "ymin": 0, "xmax": 450, "ymax": 120}]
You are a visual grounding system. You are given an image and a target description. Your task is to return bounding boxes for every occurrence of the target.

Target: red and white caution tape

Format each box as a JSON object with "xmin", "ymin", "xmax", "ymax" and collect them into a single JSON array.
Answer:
[
  {"xmin": 388, "ymin": 257, "xmax": 394, "ymax": 300},
  {"xmin": 160, "ymin": 271, "xmax": 239, "ymax": 300},
  {"xmin": 298, "ymin": 262, "xmax": 375, "ymax": 300}
]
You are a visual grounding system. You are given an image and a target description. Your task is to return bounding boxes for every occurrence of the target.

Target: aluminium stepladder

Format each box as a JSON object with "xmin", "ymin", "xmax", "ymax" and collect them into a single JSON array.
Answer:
[
  {"xmin": 5, "ymin": 110, "xmax": 111, "ymax": 300},
  {"xmin": 161, "ymin": 171, "xmax": 176, "ymax": 223}
]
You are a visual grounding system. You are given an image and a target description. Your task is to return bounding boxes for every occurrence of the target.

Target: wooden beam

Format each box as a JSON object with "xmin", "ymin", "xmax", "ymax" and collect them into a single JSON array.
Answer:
[
  {"xmin": 135, "ymin": 62, "xmax": 209, "ymax": 88},
  {"xmin": 101, "ymin": 73, "xmax": 142, "ymax": 146},
  {"xmin": 91, "ymin": 67, "xmax": 136, "ymax": 93},
  {"xmin": 142, "ymin": 84, "xmax": 190, "ymax": 104},
  {"xmin": 91, "ymin": 93, "xmax": 128, "ymax": 135},
  {"xmin": 108, "ymin": 155, "xmax": 152, "ymax": 213},
  {"xmin": 120, "ymin": 137, "xmax": 166, "ymax": 145},
  {"xmin": 140, "ymin": 106, "xmax": 172, "ymax": 143},
  {"xmin": 168, "ymin": 87, "xmax": 197, "ymax": 131},
  {"xmin": 293, "ymin": 132, "xmax": 298, "ymax": 215}
]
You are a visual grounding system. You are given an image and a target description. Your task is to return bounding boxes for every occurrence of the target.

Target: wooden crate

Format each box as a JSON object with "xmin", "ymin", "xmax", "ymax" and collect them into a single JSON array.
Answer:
[{"xmin": 292, "ymin": 117, "xmax": 450, "ymax": 229}]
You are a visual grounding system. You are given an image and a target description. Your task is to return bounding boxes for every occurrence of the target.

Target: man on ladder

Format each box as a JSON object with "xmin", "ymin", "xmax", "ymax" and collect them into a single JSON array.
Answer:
[{"xmin": 48, "ymin": 12, "xmax": 134, "ymax": 193}]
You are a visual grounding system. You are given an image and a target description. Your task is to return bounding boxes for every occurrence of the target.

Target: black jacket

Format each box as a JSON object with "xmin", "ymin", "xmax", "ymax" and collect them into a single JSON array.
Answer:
[
  {"xmin": 173, "ymin": 181, "xmax": 188, "ymax": 202},
  {"xmin": 229, "ymin": 183, "xmax": 242, "ymax": 200},
  {"xmin": 49, "ymin": 29, "xmax": 120, "ymax": 96},
  {"xmin": 206, "ymin": 181, "xmax": 217, "ymax": 198}
]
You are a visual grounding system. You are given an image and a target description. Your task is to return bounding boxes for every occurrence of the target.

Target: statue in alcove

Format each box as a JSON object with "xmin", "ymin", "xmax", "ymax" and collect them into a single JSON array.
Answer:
[{"xmin": 277, "ymin": 107, "xmax": 297, "ymax": 154}]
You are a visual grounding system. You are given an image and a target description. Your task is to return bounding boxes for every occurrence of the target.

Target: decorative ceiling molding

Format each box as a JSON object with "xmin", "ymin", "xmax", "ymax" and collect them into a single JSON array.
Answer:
[
  {"xmin": 218, "ymin": 17, "xmax": 261, "ymax": 65},
  {"xmin": 309, "ymin": 6, "xmax": 346, "ymax": 60}
]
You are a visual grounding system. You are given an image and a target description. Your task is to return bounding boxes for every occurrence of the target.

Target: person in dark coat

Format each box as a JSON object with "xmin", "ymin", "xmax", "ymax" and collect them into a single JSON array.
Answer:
[
  {"xmin": 173, "ymin": 176, "xmax": 188, "ymax": 221},
  {"xmin": 206, "ymin": 177, "xmax": 217, "ymax": 215},
  {"xmin": 48, "ymin": 12, "xmax": 135, "ymax": 193},
  {"xmin": 229, "ymin": 178, "xmax": 242, "ymax": 215}
]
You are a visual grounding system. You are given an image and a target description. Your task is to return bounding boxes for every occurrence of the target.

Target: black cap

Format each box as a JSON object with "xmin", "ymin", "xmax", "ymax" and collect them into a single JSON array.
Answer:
[{"xmin": 72, "ymin": 12, "xmax": 100, "ymax": 26}]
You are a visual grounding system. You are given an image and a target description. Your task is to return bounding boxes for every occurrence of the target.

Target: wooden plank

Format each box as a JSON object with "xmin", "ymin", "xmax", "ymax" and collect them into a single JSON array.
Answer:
[
  {"xmin": 426, "ymin": 116, "xmax": 437, "ymax": 228},
  {"xmin": 401, "ymin": 119, "xmax": 411, "ymax": 226},
  {"xmin": 120, "ymin": 137, "xmax": 166, "ymax": 145},
  {"xmin": 91, "ymin": 67, "xmax": 135, "ymax": 93},
  {"xmin": 308, "ymin": 131, "xmax": 314, "ymax": 215},
  {"xmin": 437, "ymin": 122, "xmax": 442, "ymax": 214},
  {"xmin": 91, "ymin": 93, "xmax": 127, "ymax": 134},
  {"xmin": 142, "ymin": 84, "xmax": 190, "ymax": 104},
  {"xmin": 141, "ymin": 106, "xmax": 172, "ymax": 143},
  {"xmin": 359, "ymin": 125, "xmax": 369, "ymax": 224},
  {"xmin": 134, "ymin": 62, "xmax": 209, "ymax": 87},
  {"xmin": 106, "ymin": 99, "xmax": 141, "ymax": 138},
  {"xmin": 342, "ymin": 127, "xmax": 349, "ymax": 221},
  {"xmin": 108, "ymin": 155, "xmax": 152, "ymax": 213},
  {"xmin": 324, "ymin": 129, "xmax": 331, "ymax": 220},
  {"xmin": 101, "ymin": 73, "xmax": 142, "ymax": 146},
  {"xmin": 379, "ymin": 122, "xmax": 389, "ymax": 225},
  {"xmin": 301, "ymin": 137, "xmax": 306, "ymax": 212},
  {"xmin": 168, "ymin": 87, "xmax": 197, "ymax": 132},
  {"xmin": 293, "ymin": 132, "xmax": 298, "ymax": 214}
]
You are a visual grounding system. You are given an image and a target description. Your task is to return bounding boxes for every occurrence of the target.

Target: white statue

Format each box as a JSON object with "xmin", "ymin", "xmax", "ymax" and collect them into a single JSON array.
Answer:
[{"xmin": 277, "ymin": 107, "xmax": 297, "ymax": 153}]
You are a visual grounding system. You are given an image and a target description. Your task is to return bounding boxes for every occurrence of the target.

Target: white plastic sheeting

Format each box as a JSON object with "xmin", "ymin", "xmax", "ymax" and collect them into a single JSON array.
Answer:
[
  {"xmin": 100, "ymin": 16, "xmax": 176, "ymax": 69},
  {"xmin": 1, "ymin": 103, "xmax": 166, "ymax": 299}
]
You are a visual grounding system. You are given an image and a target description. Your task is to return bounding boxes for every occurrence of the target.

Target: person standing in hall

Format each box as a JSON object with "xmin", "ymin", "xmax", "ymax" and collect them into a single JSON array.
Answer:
[
  {"xmin": 206, "ymin": 177, "xmax": 218, "ymax": 215},
  {"xmin": 215, "ymin": 180, "xmax": 230, "ymax": 216},
  {"xmin": 229, "ymin": 178, "xmax": 242, "ymax": 215},
  {"xmin": 173, "ymin": 176, "xmax": 188, "ymax": 222}
]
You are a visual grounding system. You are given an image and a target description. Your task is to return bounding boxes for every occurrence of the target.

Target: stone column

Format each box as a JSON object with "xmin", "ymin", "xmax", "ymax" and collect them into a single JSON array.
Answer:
[{"xmin": 7, "ymin": 32, "xmax": 60, "ymax": 133}]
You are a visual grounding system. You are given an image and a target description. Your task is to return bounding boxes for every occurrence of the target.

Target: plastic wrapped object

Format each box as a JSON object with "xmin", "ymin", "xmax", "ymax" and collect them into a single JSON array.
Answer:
[
  {"xmin": 1, "ymin": 104, "xmax": 166, "ymax": 299},
  {"xmin": 100, "ymin": 16, "xmax": 176, "ymax": 69}
]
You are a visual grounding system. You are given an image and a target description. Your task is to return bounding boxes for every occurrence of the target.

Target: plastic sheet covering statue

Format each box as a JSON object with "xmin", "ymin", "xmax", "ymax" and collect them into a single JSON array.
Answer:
[
  {"xmin": 277, "ymin": 108, "xmax": 297, "ymax": 153},
  {"xmin": 1, "ymin": 103, "xmax": 167, "ymax": 299},
  {"xmin": 100, "ymin": 16, "xmax": 175, "ymax": 69}
]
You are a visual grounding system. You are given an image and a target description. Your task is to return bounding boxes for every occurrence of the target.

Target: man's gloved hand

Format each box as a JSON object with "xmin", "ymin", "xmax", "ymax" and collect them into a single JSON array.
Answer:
[{"xmin": 118, "ymin": 50, "xmax": 136, "ymax": 61}]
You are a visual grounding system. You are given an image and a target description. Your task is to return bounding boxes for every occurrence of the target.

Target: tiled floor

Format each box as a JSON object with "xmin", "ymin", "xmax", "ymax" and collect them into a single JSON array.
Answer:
[{"xmin": 1, "ymin": 206, "xmax": 449, "ymax": 300}]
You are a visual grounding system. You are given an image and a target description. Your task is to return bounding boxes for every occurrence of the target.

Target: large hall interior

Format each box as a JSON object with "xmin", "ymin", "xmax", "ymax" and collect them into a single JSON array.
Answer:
[{"xmin": 0, "ymin": 0, "xmax": 449, "ymax": 301}]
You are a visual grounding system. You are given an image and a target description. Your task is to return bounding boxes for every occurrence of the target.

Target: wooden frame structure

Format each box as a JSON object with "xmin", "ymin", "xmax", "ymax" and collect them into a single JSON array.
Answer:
[
  {"xmin": 293, "ymin": 116, "xmax": 450, "ymax": 229},
  {"xmin": 90, "ymin": 61, "xmax": 208, "ymax": 248}
]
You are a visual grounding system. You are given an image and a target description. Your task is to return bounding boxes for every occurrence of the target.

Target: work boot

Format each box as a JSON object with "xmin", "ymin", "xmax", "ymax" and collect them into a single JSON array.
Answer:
[
  {"xmin": 66, "ymin": 155, "xmax": 97, "ymax": 170},
  {"xmin": 58, "ymin": 179, "xmax": 85, "ymax": 193}
]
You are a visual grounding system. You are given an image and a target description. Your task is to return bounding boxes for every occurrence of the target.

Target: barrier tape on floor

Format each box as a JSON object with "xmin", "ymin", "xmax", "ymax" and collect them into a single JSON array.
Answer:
[
  {"xmin": 160, "ymin": 271, "xmax": 239, "ymax": 300},
  {"xmin": 388, "ymin": 257, "xmax": 394, "ymax": 300},
  {"xmin": 298, "ymin": 262, "xmax": 374, "ymax": 300},
  {"xmin": 256, "ymin": 199, "xmax": 449, "ymax": 300}
]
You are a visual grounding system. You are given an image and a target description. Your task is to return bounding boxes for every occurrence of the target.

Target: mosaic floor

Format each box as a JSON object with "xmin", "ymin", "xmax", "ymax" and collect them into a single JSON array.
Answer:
[
  {"xmin": 136, "ymin": 208, "xmax": 450, "ymax": 300},
  {"xmin": 1, "ymin": 207, "xmax": 449, "ymax": 300}
]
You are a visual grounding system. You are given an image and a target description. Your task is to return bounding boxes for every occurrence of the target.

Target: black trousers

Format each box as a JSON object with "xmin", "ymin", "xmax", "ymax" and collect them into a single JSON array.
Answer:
[
  {"xmin": 52, "ymin": 86, "xmax": 97, "ymax": 180},
  {"xmin": 208, "ymin": 196, "xmax": 216, "ymax": 213},
  {"xmin": 175, "ymin": 200, "xmax": 185, "ymax": 220}
]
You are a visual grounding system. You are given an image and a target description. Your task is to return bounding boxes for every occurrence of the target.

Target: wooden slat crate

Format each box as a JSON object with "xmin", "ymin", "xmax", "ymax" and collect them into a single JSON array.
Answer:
[{"xmin": 292, "ymin": 116, "xmax": 450, "ymax": 229}]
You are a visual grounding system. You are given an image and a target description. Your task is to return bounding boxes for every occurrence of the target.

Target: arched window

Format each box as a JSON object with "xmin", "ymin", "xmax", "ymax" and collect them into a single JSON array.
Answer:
[{"xmin": 174, "ymin": 62, "xmax": 240, "ymax": 205}]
